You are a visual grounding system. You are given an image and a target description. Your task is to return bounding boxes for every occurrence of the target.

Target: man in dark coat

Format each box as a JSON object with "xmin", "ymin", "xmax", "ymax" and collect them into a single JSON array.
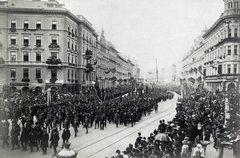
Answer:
[
  {"xmin": 20, "ymin": 126, "xmax": 28, "ymax": 151},
  {"xmin": 11, "ymin": 123, "xmax": 20, "ymax": 150},
  {"xmin": 50, "ymin": 126, "xmax": 59, "ymax": 156},
  {"xmin": 40, "ymin": 128, "xmax": 49, "ymax": 155},
  {"xmin": 1, "ymin": 122, "xmax": 9, "ymax": 149},
  {"xmin": 61, "ymin": 127, "xmax": 70, "ymax": 148},
  {"xmin": 114, "ymin": 112, "xmax": 120, "ymax": 128},
  {"xmin": 29, "ymin": 127, "xmax": 39, "ymax": 152}
]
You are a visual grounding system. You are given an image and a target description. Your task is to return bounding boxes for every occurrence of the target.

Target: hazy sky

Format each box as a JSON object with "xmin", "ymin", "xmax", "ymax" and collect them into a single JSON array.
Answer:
[{"xmin": 61, "ymin": 0, "xmax": 223, "ymax": 74}]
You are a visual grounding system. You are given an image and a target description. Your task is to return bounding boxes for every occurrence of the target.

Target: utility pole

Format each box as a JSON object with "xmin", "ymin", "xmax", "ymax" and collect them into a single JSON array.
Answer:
[{"xmin": 155, "ymin": 58, "xmax": 158, "ymax": 83}]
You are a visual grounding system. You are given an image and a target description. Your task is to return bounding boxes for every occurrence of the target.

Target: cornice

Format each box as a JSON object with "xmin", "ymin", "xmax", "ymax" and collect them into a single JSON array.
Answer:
[{"xmin": 203, "ymin": 12, "xmax": 240, "ymax": 38}]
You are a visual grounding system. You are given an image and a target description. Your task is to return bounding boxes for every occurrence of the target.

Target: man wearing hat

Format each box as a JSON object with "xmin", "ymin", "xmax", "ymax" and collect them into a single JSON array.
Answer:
[
  {"xmin": 50, "ymin": 125, "xmax": 59, "ymax": 156},
  {"xmin": 115, "ymin": 149, "xmax": 124, "ymax": 158},
  {"xmin": 40, "ymin": 128, "xmax": 49, "ymax": 155},
  {"xmin": 231, "ymin": 130, "xmax": 240, "ymax": 158}
]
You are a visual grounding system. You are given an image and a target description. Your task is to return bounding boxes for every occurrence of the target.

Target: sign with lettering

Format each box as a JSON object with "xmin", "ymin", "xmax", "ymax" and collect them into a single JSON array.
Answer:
[{"xmin": 10, "ymin": 83, "xmax": 29, "ymax": 86}]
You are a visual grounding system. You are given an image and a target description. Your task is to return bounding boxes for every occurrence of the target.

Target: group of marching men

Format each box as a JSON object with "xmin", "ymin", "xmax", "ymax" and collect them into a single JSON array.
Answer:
[{"xmin": 0, "ymin": 86, "xmax": 173, "ymax": 156}]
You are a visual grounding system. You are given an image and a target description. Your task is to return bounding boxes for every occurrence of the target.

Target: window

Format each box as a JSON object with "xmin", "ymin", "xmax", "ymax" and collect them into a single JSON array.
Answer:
[
  {"xmin": 71, "ymin": 55, "xmax": 73, "ymax": 63},
  {"xmin": 75, "ymin": 43, "xmax": 77, "ymax": 50},
  {"xmin": 75, "ymin": 71, "xmax": 77, "ymax": 79},
  {"xmin": 228, "ymin": 29, "xmax": 231, "ymax": 38},
  {"xmin": 11, "ymin": 20, "xmax": 16, "ymax": 28},
  {"xmin": 75, "ymin": 56, "xmax": 77, "ymax": 64},
  {"xmin": 234, "ymin": 45, "xmax": 238, "ymax": 55},
  {"xmin": 71, "ymin": 70, "xmax": 74, "ymax": 79},
  {"xmin": 228, "ymin": 64, "xmax": 231, "ymax": 74},
  {"xmin": 23, "ymin": 68, "xmax": 29, "ymax": 78},
  {"xmin": 36, "ymin": 36, "xmax": 41, "ymax": 47},
  {"xmin": 36, "ymin": 20, "xmax": 41, "ymax": 29},
  {"xmin": 24, "ymin": 20, "xmax": 29, "ymax": 29},
  {"xmin": 10, "ymin": 68, "xmax": 16, "ymax": 78},
  {"xmin": 23, "ymin": 36, "xmax": 29, "ymax": 46},
  {"xmin": 51, "ymin": 52, "xmax": 57, "ymax": 59},
  {"xmin": 68, "ymin": 69, "xmax": 70, "ymax": 79},
  {"xmin": 36, "ymin": 69, "xmax": 41, "ymax": 78},
  {"xmin": 68, "ymin": 54, "xmax": 70, "ymax": 63},
  {"xmin": 68, "ymin": 39, "xmax": 70, "ymax": 49},
  {"xmin": 10, "ymin": 52, "xmax": 16, "ymax": 61},
  {"xmin": 68, "ymin": 25, "xmax": 70, "ymax": 33},
  {"xmin": 51, "ymin": 36, "xmax": 57, "ymax": 44},
  {"xmin": 52, "ymin": 21, "xmax": 57, "ymax": 30},
  {"xmin": 51, "ymin": 69, "xmax": 57, "ymax": 79},
  {"xmin": 234, "ymin": 28, "xmax": 238, "ymax": 37},
  {"xmin": 83, "ymin": 30, "xmax": 85, "ymax": 39},
  {"xmin": 36, "ymin": 52, "xmax": 41, "ymax": 62},
  {"xmin": 228, "ymin": 46, "xmax": 231, "ymax": 55},
  {"xmin": 83, "ymin": 74, "xmax": 85, "ymax": 81},
  {"xmin": 11, "ymin": 35, "xmax": 16, "ymax": 45},
  {"xmin": 234, "ymin": 64, "xmax": 237, "ymax": 73},
  {"xmin": 23, "ymin": 52, "xmax": 29, "ymax": 62}
]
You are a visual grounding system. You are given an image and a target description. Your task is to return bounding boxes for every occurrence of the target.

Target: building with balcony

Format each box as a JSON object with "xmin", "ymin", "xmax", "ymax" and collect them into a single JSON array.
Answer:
[
  {"xmin": 182, "ymin": 30, "xmax": 206, "ymax": 88},
  {"xmin": 0, "ymin": 0, "xmax": 138, "ymax": 93},
  {"xmin": 0, "ymin": 0, "xmax": 98, "ymax": 93},
  {"xmin": 203, "ymin": 0, "xmax": 240, "ymax": 92}
]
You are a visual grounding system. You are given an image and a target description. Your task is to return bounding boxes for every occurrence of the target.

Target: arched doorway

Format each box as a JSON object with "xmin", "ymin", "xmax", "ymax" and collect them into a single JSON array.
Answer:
[
  {"xmin": 228, "ymin": 83, "xmax": 236, "ymax": 91},
  {"xmin": 22, "ymin": 87, "xmax": 29, "ymax": 93},
  {"xmin": 10, "ymin": 86, "xmax": 17, "ymax": 92},
  {"xmin": 35, "ymin": 87, "xmax": 42, "ymax": 93}
]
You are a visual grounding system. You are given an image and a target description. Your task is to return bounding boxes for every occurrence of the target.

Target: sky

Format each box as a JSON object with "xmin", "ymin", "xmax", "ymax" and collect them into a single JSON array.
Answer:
[{"xmin": 60, "ymin": 0, "xmax": 224, "ymax": 76}]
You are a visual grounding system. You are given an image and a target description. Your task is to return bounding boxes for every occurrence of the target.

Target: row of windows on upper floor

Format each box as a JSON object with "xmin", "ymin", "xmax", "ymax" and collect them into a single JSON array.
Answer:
[
  {"xmin": 9, "ymin": 67, "xmax": 96, "ymax": 82},
  {"xmin": 206, "ymin": 27, "xmax": 239, "ymax": 49},
  {"xmin": 205, "ymin": 45, "xmax": 239, "ymax": 62},
  {"xmin": 9, "ymin": 34, "xmax": 97, "ymax": 54},
  {"xmin": 205, "ymin": 64, "xmax": 238, "ymax": 76},
  {"xmin": 9, "ymin": 51, "xmax": 78, "ymax": 64},
  {"xmin": 10, "ymin": 19, "xmax": 97, "ymax": 46},
  {"xmin": 226, "ymin": 1, "xmax": 240, "ymax": 9}
]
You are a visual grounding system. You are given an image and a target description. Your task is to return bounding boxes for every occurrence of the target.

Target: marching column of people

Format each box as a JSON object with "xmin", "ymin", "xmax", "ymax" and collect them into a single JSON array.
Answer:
[{"xmin": 0, "ymin": 86, "xmax": 173, "ymax": 157}]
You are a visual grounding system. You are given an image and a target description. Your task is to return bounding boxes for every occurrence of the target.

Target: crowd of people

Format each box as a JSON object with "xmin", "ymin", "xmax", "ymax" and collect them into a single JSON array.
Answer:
[
  {"xmin": 112, "ymin": 88, "xmax": 240, "ymax": 158},
  {"xmin": 0, "ymin": 84, "xmax": 173, "ymax": 157}
]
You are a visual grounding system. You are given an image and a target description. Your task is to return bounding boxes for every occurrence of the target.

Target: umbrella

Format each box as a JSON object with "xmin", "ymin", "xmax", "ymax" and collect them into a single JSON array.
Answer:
[{"xmin": 155, "ymin": 133, "xmax": 172, "ymax": 142}]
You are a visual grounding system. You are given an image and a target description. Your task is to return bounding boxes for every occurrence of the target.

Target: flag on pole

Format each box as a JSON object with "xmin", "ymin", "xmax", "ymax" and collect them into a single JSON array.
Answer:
[{"xmin": 46, "ymin": 88, "xmax": 51, "ymax": 106}]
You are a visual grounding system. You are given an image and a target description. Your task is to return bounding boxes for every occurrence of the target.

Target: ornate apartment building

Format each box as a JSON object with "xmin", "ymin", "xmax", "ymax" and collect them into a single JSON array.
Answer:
[
  {"xmin": 203, "ymin": 0, "xmax": 240, "ymax": 92},
  {"xmin": 182, "ymin": 30, "xmax": 206, "ymax": 87},
  {"xmin": 0, "ymin": 0, "xmax": 138, "ymax": 93}
]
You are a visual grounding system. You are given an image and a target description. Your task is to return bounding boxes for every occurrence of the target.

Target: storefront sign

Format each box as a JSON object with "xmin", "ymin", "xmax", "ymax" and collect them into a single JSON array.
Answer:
[
  {"xmin": 10, "ymin": 83, "xmax": 29, "ymax": 86},
  {"xmin": 32, "ymin": 83, "xmax": 44, "ymax": 87}
]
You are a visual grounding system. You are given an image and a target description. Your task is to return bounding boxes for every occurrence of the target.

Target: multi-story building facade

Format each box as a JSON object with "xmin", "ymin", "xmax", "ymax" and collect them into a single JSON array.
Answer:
[
  {"xmin": 182, "ymin": 30, "xmax": 206, "ymax": 87},
  {"xmin": 0, "ymin": 0, "xmax": 138, "ymax": 93},
  {"xmin": 203, "ymin": 0, "xmax": 240, "ymax": 92},
  {"xmin": 97, "ymin": 29, "xmax": 110, "ymax": 88},
  {"xmin": 77, "ymin": 15, "xmax": 98, "ymax": 91}
]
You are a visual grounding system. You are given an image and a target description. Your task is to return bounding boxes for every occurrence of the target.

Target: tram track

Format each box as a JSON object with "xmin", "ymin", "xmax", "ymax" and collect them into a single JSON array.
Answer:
[{"xmin": 76, "ymin": 94, "xmax": 178, "ymax": 158}]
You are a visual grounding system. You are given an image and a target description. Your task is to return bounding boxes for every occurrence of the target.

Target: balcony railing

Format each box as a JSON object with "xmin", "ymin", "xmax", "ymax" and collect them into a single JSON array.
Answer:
[
  {"xmin": 46, "ymin": 57, "xmax": 61, "ymax": 65},
  {"xmin": 49, "ymin": 43, "xmax": 60, "ymax": 49}
]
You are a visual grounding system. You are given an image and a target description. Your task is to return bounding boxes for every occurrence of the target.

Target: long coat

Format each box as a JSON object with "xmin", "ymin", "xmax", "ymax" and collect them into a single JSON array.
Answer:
[
  {"xmin": 40, "ymin": 133, "xmax": 49, "ymax": 148},
  {"xmin": 50, "ymin": 130, "xmax": 59, "ymax": 147},
  {"xmin": 62, "ymin": 128, "xmax": 70, "ymax": 140}
]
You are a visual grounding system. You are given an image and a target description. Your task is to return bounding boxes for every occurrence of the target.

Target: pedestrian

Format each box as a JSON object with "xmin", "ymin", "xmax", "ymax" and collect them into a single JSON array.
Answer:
[
  {"xmin": 19, "ymin": 126, "xmax": 28, "ymax": 151},
  {"xmin": 11, "ymin": 123, "xmax": 20, "ymax": 150},
  {"xmin": 40, "ymin": 128, "xmax": 49, "ymax": 155},
  {"xmin": 84, "ymin": 114, "xmax": 89, "ymax": 133},
  {"xmin": 114, "ymin": 112, "xmax": 120, "ymax": 128},
  {"xmin": 1, "ymin": 122, "xmax": 9, "ymax": 149},
  {"xmin": 29, "ymin": 127, "xmax": 39, "ymax": 152},
  {"xmin": 50, "ymin": 126, "xmax": 59, "ymax": 156},
  {"xmin": 192, "ymin": 144, "xmax": 204, "ymax": 158},
  {"xmin": 62, "ymin": 127, "xmax": 71, "ymax": 148},
  {"xmin": 231, "ymin": 131, "xmax": 240, "ymax": 158}
]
